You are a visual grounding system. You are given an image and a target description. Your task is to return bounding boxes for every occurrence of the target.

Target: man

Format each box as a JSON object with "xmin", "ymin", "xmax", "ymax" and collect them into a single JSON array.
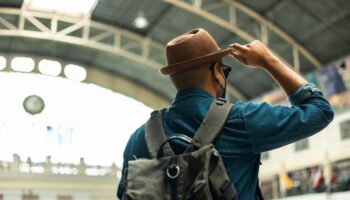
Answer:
[{"xmin": 117, "ymin": 28, "xmax": 334, "ymax": 199}]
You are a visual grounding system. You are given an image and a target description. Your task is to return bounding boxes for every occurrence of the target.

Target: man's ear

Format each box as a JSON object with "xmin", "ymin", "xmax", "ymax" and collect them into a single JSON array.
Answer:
[{"xmin": 212, "ymin": 63, "xmax": 223, "ymax": 83}]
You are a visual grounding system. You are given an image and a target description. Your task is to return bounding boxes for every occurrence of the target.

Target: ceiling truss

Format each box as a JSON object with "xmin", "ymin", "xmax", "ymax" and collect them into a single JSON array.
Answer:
[
  {"xmin": 162, "ymin": 0, "xmax": 322, "ymax": 71},
  {"xmin": 0, "ymin": 8, "xmax": 246, "ymax": 100},
  {"xmin": 0, "ymin": 9, "xmax": 165, "ymax": 70}
]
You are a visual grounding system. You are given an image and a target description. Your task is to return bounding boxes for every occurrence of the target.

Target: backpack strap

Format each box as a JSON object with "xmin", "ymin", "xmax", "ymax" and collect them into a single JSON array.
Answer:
[
  {"xmin": 256, "ymin": 180, "xmax": 264, "ymax": 200},
  {"xmin": 192, "ymin": 99, "xmax": 233, "ymax": 147},
  {"xmin": 145, "ymin": 109, "xmax": 174, "ymax": 159}
]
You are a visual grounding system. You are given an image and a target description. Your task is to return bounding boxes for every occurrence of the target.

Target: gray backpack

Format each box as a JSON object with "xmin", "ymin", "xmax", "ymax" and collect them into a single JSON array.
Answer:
[{"xmin": 123, "ymin": 100, "xmax": 238, "ymax": 200}]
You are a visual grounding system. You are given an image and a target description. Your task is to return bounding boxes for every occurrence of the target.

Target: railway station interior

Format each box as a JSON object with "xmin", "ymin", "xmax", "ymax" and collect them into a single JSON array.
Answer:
[{"xmin": 0, "ymin": 0, "xmax": 349, "ymax": 199}]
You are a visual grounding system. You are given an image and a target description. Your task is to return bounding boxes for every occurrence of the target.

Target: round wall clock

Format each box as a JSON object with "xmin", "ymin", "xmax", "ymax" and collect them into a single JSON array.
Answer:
[{"xmin": 23, "ymin": 95, "xmax": 45, "ymax": 115}]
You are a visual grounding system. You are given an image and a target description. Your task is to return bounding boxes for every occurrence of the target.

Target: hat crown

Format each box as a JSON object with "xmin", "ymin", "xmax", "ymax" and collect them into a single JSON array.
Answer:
[{"xmin": 165, "ymin": 29, "xmax": 220, "ymax": 66}]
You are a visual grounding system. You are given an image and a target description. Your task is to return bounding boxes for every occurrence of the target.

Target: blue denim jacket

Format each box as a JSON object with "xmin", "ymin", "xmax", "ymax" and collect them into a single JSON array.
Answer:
[{"xmin": 117, "ymin": 83, "xmax": 334, "ymax": 200}]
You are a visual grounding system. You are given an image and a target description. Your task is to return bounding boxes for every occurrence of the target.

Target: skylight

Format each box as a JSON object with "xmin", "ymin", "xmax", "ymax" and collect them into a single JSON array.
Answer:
[
  {"xmin": 23, "ymin": 0, "xmax": 99, "ymax": 17},
  {"xmin": 38, "ymin": 59, "xmax": 61, "ymax": 76},
  {"xmin": 64, "ymin": 64, "xmax": 87, "ymax": 81}
]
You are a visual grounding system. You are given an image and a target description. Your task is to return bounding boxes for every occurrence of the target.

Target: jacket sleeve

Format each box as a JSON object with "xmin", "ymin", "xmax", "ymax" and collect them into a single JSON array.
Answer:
[
  {"xmin": 243, "ymin": 83, "xmax": 334, "ymax": 153},
  {"xmin": 117, "ymin": 125, "xmax": 148, "ymax": 199}
]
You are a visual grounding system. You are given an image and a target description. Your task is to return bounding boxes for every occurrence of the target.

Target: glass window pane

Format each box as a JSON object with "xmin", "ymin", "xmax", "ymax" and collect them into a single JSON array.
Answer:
[
  {"xmin": 64, "ymin": 64, "xmax": 87, "ymax": 81},
  {"xmin": 38, "ymin": 59, "xmax": 61, "ymax": 76},
  {"xmin": 11, "ymin": 57, "xmax": 35, "ymax": 72},
  {"xmin": 340, "ymin": 120, "xmax": 350, "ymax": 140},
  {"xmin": 295, "ymin": 139, "xmax": 309, "ymax": 151}
]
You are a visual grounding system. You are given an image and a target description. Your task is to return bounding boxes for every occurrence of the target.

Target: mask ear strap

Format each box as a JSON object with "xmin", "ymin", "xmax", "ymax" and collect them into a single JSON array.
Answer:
[
  {"xmin": 210, "ymin": 62, "xmax": 227, "ymax": 99},
  {"xmin": 218, "ymin": 63, "xmax": 227, "ymax": 99},
  {"xmin": 221, "ymin": 78, "xmax": 227, "ymax": 99}
]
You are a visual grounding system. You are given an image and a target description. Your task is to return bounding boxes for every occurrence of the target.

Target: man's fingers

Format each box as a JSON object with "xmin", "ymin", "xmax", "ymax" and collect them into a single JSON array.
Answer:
[
  {"xmin": 232, "ymin": 52, "xmax": 247, "ymax": 65},
  {"xmin": 229, "ymin": 43, "xmax": 248, "ymax": 53}
]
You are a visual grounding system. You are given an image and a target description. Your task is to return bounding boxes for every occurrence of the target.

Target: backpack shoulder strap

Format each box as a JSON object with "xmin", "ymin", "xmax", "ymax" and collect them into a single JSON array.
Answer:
[
  {"xmin": 145, "ymin": 109, "xmax": 174, "ymax": 159},
  {"xmin": 256, "ymin": 180, "xmax": 264, "ymax": 200},
  {"xmin": 192, "ymin": 100, "xmax": 233, "ymax": 146}
]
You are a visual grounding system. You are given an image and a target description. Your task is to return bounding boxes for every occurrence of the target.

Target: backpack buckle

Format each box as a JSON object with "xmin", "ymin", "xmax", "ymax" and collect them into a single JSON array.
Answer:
[
  {"xmin": 150, "ymin": 110, "xmax": 159, "ymax": 118},
  {"xmin": 166, "ymin": 164, "xmax": 180, "ymax": 179},
  {"xmin": 216, "ymin": 98, "xmax": 227, "ymax": 105}
]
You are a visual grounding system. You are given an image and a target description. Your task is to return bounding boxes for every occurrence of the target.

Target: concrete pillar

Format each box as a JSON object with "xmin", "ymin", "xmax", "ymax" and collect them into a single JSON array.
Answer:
[
  {"xmin": 32, "ymin": 57, "xmax": 40, "ymax": 74},
  {"xmin": 323, "ymin": 151, "xmax": 332, "ymax": 192},
  {"xmin": 10, "ymin": 154, "xmax": 20, "ymax": 172},
  {"xmin": 26, "ymin": 157, "xmax": 32, "ymax": 173},
  {"xmin": 44, "ymin": 156, "xmax": 52, "ymax": 174},
  {"xmin": 272, "ymin": 175, "xmax": 280, "ymax": 199},
  {"xmin": 4, "ymin": 55, "xmax": 12, "ymax": 72},
  {"xmin": 109, "ymin": 162, "xmax": 118, "ymax": 178},
  {"xmin": 77, "ymin": 158, "xmax": 86, "ymax": 175},
  {"xmin": 278, "ymin": 161, "xmax": 289, "ymax": 198}
]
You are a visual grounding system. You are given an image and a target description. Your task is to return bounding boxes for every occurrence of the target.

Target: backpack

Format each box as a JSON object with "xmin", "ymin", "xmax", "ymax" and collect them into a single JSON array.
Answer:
[{"xmin": 123, "ymin": 100, "xmax": 240, "ymax": 200}]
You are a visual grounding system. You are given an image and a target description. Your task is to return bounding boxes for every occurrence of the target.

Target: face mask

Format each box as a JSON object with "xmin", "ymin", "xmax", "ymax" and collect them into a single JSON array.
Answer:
[{"xmin": 211, "ymin": 62, "xmax": 228, "ymax": 101}]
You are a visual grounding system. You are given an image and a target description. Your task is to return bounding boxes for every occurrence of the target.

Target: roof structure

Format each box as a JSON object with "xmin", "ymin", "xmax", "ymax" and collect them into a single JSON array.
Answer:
[{"xmin": 0, "ymin": 0, "xmax": 349, "ymax": 106}]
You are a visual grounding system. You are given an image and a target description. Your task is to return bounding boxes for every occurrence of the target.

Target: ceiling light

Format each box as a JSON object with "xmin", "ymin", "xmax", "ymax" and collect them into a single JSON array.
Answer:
[
  {"xmin": 38, "ymin": 59, "xmax": 61, "ymax": 76},
  {"xmin": 11, "ymin": 57, "xmax": 35, "ymax": 72},
  {"xmin": 24, "ymin": 0, "xmax": 99, "ymax": 17},
  {"xmin": 134, "ymin": 11, "xmax": 149, "ymax": 29}
]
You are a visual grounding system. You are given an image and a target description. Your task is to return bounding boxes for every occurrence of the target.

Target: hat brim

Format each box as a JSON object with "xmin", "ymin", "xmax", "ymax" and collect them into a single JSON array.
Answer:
[{"xmin": 160, "ymin": 48, "xmax": 232, "ymax": 75}]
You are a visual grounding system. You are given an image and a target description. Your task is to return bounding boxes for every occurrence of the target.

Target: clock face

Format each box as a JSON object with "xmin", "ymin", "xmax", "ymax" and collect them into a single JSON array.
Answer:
[{"xmin": 23, "ymin": 95, "xmax": 45, "ymax": 115}]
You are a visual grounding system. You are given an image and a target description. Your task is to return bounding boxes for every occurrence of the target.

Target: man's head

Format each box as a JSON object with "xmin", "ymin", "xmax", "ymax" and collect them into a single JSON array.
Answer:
[{"xmin": 160, "ymin": 28, "xmax": 232, "ymax": 99}]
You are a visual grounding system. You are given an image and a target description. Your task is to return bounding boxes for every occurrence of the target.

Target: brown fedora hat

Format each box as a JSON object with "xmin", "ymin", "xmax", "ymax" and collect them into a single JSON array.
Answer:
[{"xmin": 160, "ymin": 28, "xmax": 232, "ymax": 75}]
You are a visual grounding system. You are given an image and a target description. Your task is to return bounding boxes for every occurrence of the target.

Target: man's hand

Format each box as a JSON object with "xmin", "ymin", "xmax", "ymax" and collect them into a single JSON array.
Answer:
[
  {"xmin": 229, "ymin": 40, "xmax": 307, "ymax": 95},
  {"xmin": 229, "ymin": 40, "xmax": 277, "ymax": 68}
]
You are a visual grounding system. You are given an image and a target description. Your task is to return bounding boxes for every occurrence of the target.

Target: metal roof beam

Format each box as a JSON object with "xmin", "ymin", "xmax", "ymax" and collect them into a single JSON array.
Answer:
[
  {"xmin": 231, "ymin": 0, "xmax": 322, "ymax": 68},
  {"xmin": 162, "ymin": 0, "xmax": 322, "ymax": 70},
  {"xmin": 0, "ymin": 8, "xmax": 164, "ymax": 71},
  {"xmin": 0, "ymin": 8, "xmax": 246, "ymax": 101},
  {"xmin": 89, "ymin": 31, "xmax": 113, "ymax": 42},
  {"xmin": 25, "ymin": 12, "xmax": 51, "ymax": 33},
  {"xmin": 0, "ymin": 15, "xmax": 17, "ymax": 30}
]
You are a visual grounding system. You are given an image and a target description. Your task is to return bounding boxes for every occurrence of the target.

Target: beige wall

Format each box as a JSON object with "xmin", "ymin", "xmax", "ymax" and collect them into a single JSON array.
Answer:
[
  {"xmin": 0, "ymin": 173, "xmax": 117, "ymax": 200},
  {"xmin": 259, "ymin": 110, "xmax": 350, "ymax": 180}
]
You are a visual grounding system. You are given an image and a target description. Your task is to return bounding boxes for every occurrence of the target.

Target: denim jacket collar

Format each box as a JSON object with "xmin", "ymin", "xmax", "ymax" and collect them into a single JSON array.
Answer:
[{"xmin": 172, "ymin": 87, "xmax": 213, "ymax": 105}]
